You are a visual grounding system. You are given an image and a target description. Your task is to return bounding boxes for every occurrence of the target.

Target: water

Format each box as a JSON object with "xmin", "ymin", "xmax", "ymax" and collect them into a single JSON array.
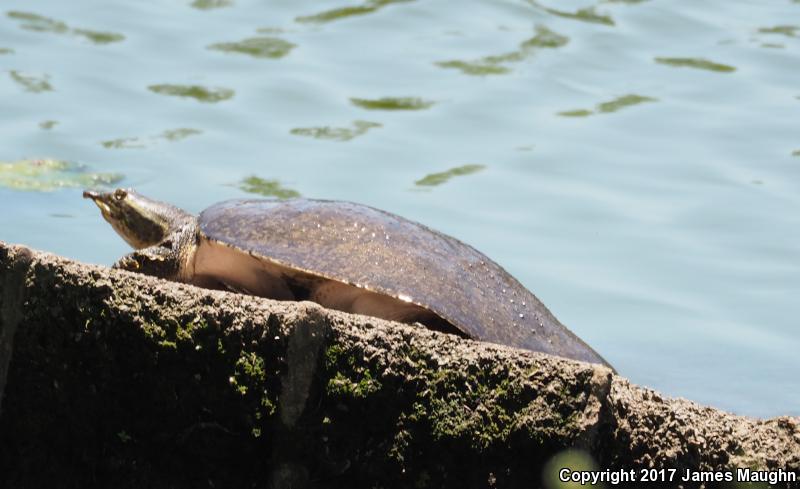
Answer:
[{"xmin": 1, "ymin": 0, "xmax": 798, "ymax": 418}]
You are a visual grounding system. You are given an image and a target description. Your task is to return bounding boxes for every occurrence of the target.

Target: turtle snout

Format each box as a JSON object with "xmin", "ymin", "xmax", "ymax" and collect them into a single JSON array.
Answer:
[{"xmin": 83, "ymin": 189, "xmax": 117, "ymax": 218}]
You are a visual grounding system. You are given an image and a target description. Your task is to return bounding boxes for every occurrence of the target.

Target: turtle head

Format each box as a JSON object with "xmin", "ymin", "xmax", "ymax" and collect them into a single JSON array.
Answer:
[{"xmin": 83, "ymin": 188, "xmax": 194, "ymax": 249}]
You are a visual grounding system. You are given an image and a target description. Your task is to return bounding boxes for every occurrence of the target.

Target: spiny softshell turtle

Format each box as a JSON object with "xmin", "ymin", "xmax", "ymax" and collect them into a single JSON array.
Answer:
[{"xmin": 84, "ymin": 188, "xmax": 612, "ymax": 368}]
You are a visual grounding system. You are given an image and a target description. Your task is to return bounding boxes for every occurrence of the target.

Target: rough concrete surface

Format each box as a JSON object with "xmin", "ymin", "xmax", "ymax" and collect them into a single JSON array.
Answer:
[{"xmin": 0, "ymin": 241, "xmax": 797, "ymax": 489}]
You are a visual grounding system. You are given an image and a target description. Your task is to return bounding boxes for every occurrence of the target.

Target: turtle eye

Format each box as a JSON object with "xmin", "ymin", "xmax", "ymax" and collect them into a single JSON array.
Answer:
[{"xmin": 114, "ymin": 189, "xmax": 128, "ymax": 200}]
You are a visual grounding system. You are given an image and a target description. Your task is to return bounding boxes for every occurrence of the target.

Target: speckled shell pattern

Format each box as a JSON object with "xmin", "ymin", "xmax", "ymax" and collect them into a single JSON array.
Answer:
[{"xmin": 199, "ymin": 199, "xmax": 609, "ymax": 367}]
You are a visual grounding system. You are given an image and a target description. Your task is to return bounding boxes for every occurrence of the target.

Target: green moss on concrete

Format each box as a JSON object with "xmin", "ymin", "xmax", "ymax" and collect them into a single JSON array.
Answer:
[
  {"xmin": 308, "ymin": 337, "xmax": 591, "ymax": 487},
  {"xmin": 0, "ymin": 258, "xmax": 285, "ymax": 488}
]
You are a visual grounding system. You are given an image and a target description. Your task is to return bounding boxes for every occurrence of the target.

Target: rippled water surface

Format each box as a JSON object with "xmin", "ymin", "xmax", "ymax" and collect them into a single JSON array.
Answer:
[{"xmin": 1, "ymin": 0, "xmax": 798, "ymax": 417}]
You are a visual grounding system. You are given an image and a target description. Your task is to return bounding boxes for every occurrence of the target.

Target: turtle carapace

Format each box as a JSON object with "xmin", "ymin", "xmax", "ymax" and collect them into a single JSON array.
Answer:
[{"xmin": 84, "ymin": 188, "xmax": 613, "ymax": 369}]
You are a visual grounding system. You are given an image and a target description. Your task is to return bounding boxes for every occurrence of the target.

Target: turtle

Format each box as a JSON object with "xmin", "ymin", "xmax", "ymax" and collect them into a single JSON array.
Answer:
[{"xmin": 84, "ymin": 188, "xmax": 612, "ymax": 368}]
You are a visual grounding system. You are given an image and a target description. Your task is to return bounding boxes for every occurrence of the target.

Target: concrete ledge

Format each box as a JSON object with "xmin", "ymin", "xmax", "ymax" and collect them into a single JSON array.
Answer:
[{"xmin": 0, "ymin": 241, "xmax": 798, "ymax": 488}]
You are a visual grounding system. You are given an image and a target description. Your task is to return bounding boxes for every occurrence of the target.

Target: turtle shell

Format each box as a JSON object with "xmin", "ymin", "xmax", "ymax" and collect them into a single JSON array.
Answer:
[{"xmin": 199, "ymin": 199, "xmax": 610, "ymax": 367}]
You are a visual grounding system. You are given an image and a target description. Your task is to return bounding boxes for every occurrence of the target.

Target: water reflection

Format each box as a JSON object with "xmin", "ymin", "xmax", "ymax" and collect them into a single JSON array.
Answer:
[
  {"xmin": 296, "ymin": 0, "xmax": 413, "ymax": 24},
  {"xmin": 558, "ymin": 94, "xmax": 657, "ymax": 117},
  {"xmin": 436, "ymin": 26, "xmax": 568, "ymax": 76},
  {"xmin": 6, "ymin": 11, "xmax": 125, "ymax": 44},
  {"xmin": 0, "ymin": 159, "xmax": 123, "ymax": 192},
  {"xmin": 9, "ymin": 71, "xmax": 52, "ymax": 93},
  {"xmin": 350, "ymin": 97, "xmax": 434, "ymax": 110},
  {"xmin": 290, "ymin": 120, "xmax": 381, "ymax": 141},
  {"xmin": 237, "ymin": 176, "xmax": 300, "ymax": 199},
  {"xmin": 654, "ymin": 57, "xmax": 736, "ymax": 73},
  {"xmin": 148, "ymin": 84, "xmax": 235, "ymax": 103},
  {"xmin": 208, "ymin": 37, "xmax": 295, "ymax": 59},
  {"xmin": 414, "ymin": 164, "xmax": 485, "ymax": 188},
  {"xmin": 101, "ymin": 128, "xmax": 202, "ymax": 149}
]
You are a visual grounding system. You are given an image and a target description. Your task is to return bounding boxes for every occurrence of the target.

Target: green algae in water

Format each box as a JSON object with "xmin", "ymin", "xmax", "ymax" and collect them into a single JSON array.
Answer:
[
  {"xmin": 102, "ymin": 137, "xmax": 146, "ymax": 149},
  {"xmin": 527, "ymin": 2, "xmax": 614, "ymax": 26},
  {"xmin": 436, "ymin": 26, "xmax": 567, "ymax": 76},
  {"xmin": 654, "ymin": 57, "xmax": 736, "ymax": 73},
  {"xmin": 7, "ymin": 11, "xmax": 69, "ymax": 34},
  {"xmin": 558, "ymin": 94, "xmax": 656, "ymax": 117},
  {"xmin": 296, "ymin": 0, "xmax": 413, "ymax": 24},
  {"xmin": 7, "ymin": 11, "xmax": 124, "ymax": 44},
  {"xmin": 558, "ymin": 109, "xmax": 593, "ymax": 117},
  {"xmin": 148, "ymin": 84, "xmax": 234, "ymax": 103},
  {"xmin": 191, "ymin": 0, "xmax": 234, "ymax": 9},
  {"xmin": 758, "ymin": 25, "xmax": 798, "ymax": 37},
  {"xmin": 208, "ymin": 36, "xmax": 296, "ymax": 59},
  {"xmin": 39, "ymin": 120, "xmax": 58, "ymax": 130},
  {"xmin": 72, "ymin": 28, "xmax": 125, "ymax": 44},
  {"xmin": 350, "ymin": 96, "xmax": 435, "ymax": 111},
  {"xmin": 256, "ymin": 27, "xmax": 285, "ymax": 34},
  {"xmin": 102, "ymin": 128, "xmax": 202, "ymax": 149},
  {"xmin": 0, "ymin": 48, "xmax": 13, "ymax": 55},
  {"xmin": 162, "ymin": 128, "xmax": 202, "ymax": 141},
  {"xmin": 0, "ymin": 158, "xmax": 123, "ymax": 192},
  {"xmin": 290, "ymin": 120, "xmax": 381, "ymax": 141},
  {"xmin": 521, "ymin": 26, "xmax": 570, "ymax": 49},
  {"xmin": 415, "ymin": 164, "xmax": 485, "ymax": 187},
  {"xmin": 237, "ymin": 176, "xmax": 300, "ymax": 199},
  {"xmin": 792, "ymin": 150, "xmax": 800, "ymax": 157},
  {"xmin": 435, "ymin": 60, "xmax": 511, "ymax": 76},
  {"xmin": 597, "ymin": 94, "xmax": 657, "ymax": 113},
  {"xmin": 9, "ymin": 71, "xmax": 53, "ymax": 93}
]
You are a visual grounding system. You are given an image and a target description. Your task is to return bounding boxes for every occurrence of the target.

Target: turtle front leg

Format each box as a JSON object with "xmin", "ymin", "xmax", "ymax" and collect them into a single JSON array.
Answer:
[{"xmin": 113, "ymin": 244, "xmax": 181, "ymax": 281}]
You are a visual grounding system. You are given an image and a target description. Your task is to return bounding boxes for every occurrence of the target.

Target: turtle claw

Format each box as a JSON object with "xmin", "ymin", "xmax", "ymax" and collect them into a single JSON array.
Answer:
[
  {"xmin": 112, "ymin": 247, "xmax": 179, "ymax": 280},
  {"xmin": 113, "ymin": 254, "xmax": 142, "ymax": 271}
]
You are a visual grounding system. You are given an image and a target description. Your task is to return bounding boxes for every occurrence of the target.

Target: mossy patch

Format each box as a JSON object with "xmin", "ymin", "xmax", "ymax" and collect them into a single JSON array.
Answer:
[
  {"xmin": 314, "ymin": 335, "xmax": 590, "ymax": 488},
  {"xmin": 148, "ymin": 84, "xmax": 235, "ymax": 103},
  {"xmin": 208, "ymin": 36, "xmax": 296, "ymax": 59}
]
